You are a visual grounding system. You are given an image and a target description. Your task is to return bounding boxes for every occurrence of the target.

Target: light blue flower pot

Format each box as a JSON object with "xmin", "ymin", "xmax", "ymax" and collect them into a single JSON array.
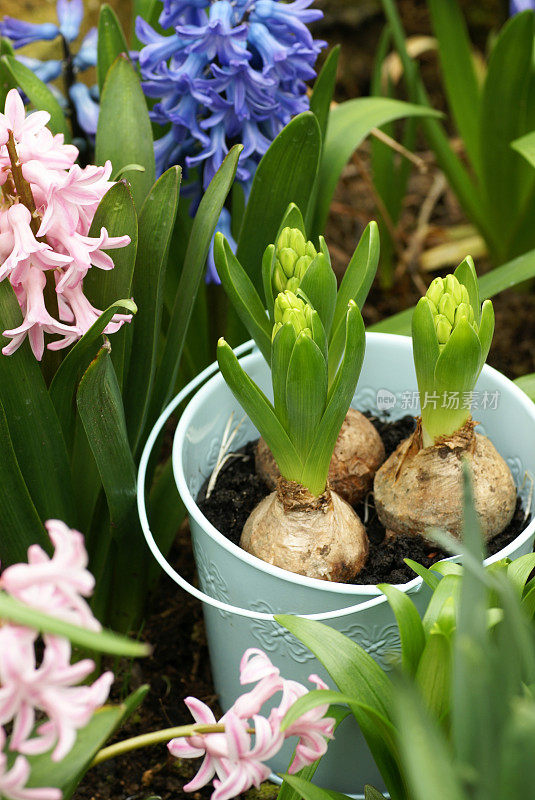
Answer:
[{"xmin": 138, "ymin": 333, "xmax": 535, "ymax": 798}]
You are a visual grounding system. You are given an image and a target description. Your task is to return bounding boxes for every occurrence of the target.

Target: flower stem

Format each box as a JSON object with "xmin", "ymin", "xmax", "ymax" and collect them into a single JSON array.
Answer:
[
  {"xmin": 90, "ymin": 724, "xmax": 227, "ymax": 767},
  {"xmin": 6, "ymin": 131, "xmax": 41, "ymax": 237}
]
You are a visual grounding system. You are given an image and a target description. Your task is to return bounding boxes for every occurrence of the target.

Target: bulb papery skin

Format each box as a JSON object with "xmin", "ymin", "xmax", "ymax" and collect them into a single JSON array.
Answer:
[
  {"xmin": 255, "ymin": 408, "xmax": 385, "ymax": 505},
  {"xmin": 373, "ymin": 418, "xmax": 516, "ymax": 542},
  {"xmin": 241, "ymin": 478, "xmax": 368, "ymax": 581}
]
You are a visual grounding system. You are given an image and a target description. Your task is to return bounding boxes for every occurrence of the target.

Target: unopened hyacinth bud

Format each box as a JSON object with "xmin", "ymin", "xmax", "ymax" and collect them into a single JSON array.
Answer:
[
  {"xmin": 426, "ymin": 272, "xmax": 478, "ymax": 348},
  {"xmin": 272, "ymin": 228, "xmax": 317, "ymax": 294},
  {"xmin": 273, "ymin": 290, "xmax": 313, "ymax": 340}
]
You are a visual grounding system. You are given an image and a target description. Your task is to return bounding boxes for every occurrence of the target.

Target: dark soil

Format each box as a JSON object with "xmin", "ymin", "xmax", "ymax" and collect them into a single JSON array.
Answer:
[{"xmin": 198, "ymin": 417, "xmax": 530, "ymax": 585}]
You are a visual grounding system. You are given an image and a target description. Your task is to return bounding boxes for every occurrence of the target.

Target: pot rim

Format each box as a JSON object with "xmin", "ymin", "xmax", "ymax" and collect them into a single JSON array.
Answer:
[{"xmin": 170, "ymin": 332, "xmax": 535, "ymax": 597}]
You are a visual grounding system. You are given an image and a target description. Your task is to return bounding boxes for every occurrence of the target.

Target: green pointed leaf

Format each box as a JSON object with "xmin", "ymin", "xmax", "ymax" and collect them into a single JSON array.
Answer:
[
  {"xmin": 214, "ymin": 233, "xmax": 272, "ymax": 363},
  {"xmin": 512, "ymin": 129, "xmax": 535, "ymax": 168},
  {"xmin": 329, "ymin": 222, "xmax": 379, "ymax": 380},
  {"xmin": 422, "ymin": 574, "xmax": 461, "ymax": 634},
  {"xmin": 364, "ymin": 788, "xmax": 388, "ymax": 800},
  {"xmin": 454, "ymin": 256, "xmax": 480, "ymax": 320},
  {"xmin": 427, "ymin": 0, "xmax": 482, "ymax": 178},
  {"xmin": 404, "ymin": 559, "xmax": 441, "ymax": 591},
  {"xmin": 515, "ymin": 372, "xmax": 535, "ymax": 401},
  {"xmin": 217, "ymin": 339, "xmax": 301, "ymax": 480},
  {"xmin": 0, "ymin": 55, "xmax": 69, "ymax": 138},
  {"xmin": 25, "ymin": 687, "xmax": 149, "ymax": 799},
  {"xmin": 395, "ymin": 683, "xmax": 465, "ymax": 800},
  {"xmin": 299, "ymin": 253, "xmax": 337, "ymax": 338},
  {"xmin": 124, "ymin": 166, "xmax": 181, "ymax": 455},
  {"xmin": 313, "ymin": 98, "xmax": 441, "ymax": 237},
  {"xmin": 0, "ymin": 400, "xmax": 48, "ymax": 565},
  {"xmin": 302, "ymin": 303, "xmax": 365, "ymax": 492},
  {"xmin": 272, "ymin": 323, "xmax": 297, "ymax": 429},
  {"xmin": 415, "ymin": 631, "xmax": 452, "ymax": 720},
  {"xmin": 49, "ymin": 299, "xmax": 137, "ymax": 452},
  {"xmin": 77, "ymin": 342, "xmax": 137, "ymax": 536},
  {"xmin": 0, "ymin": 281, "xmax": 75, "ymax": 525},
  {"xmin": 276, "ymin": 615, "xmax": 402, "ymax": 798},
  {"xmin": 280, "ymin": 774, "xmax": 351, "ymax": 800},
  {"xmin": 148, "ymin": 145, "xmax": 242, "ymax": 422},
  {"xmin": 286, "ymin": 334, "xmax": 328, "ymax": 469},
  {"xmin": 0, "ymin": 592, "xmax": 150, "ymax": 657},
  {"xmin": 507, "ymin": 554, "xmax": 535, "ymax": 598},
  {"xmin": 262, "ymin": 243, "xmax": 276, "ymax": 322},
  {"xmin": 237, "ymin": 112, "xmax": 321, "ymax": 291},
  {"xmin": 84, "ymin": 181, "xmax": 138, "ymax": 389},
  {"xmin": 96, "ymin": 55, "xmax": 156, "ymax": 210},
  {"xmin": 477, "ymin": 299, "xmax": 494, "ymax": 371},
  {"xmin": 310, "ymin": 46, "xmax": 340, "ymax": 145},
  {"xmin": 411, "ymin": 297, "xmax": 440, "ymax": 399},
  {"xmin": 479, "ymin": 11, "xmax": 534, "ymax": 259},
  {"xmin": 97, "ymin": 4, "xmax": 130, "ymax": 93},
  {"xmin": 378, "ymin": 583, "xmax": 426, "ymax": 676}
]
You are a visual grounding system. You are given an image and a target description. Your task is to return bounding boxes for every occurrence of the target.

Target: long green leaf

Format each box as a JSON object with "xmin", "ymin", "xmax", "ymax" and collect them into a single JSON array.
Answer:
[
  {"xmin": 281, "ymin": 774, "xmax": 351, "ymax": 800},
  {"xmin": 0, "ymin": 281, "xmax": 75, "ymax": 525},
  {"xmin": 512, "ymin": 129, "xmax": 535, "ymax": 169},
  {"xmin": 49, "ymin": 299, "xmax": 137, "ymax": 452},
  {"xmin": 276, "ymin": 616, "xmax": 403, "ymax": 798},
  {"xmin": 286, "ymin": 334, "xmax": 327, "ymax": 464},
  {"xmin": 76, "ymin": 342, "xmax": 137, "ymax": 535},
  {"xmin": 378, "ymin": 583, "xmax": 425, "ymax": 676},
  {"xmin": 301, "ymin": 303, "xmax": 365, "ymax": 491},
  {"xmin": 26, "ymin": 686, "xmax": 149, "ymax": 799},
  {"xmin": 507, "ymin": 554, "xmax": 535, "ymax": 598},
  {"xmin": 84, "ymin": 181, "xmax": 138, "ymax": 388},
  {"xmin": 427, "ymin": 0, "xmax": 482, "ymax": 177},
  {"xmin": 97, "ymin": 4, "xmax": 130, "ymax": 93},
  {"xmin": 395, "ymin": 683, "xmax": 465, "ymax": 800},
  {"xmin": 312, "ymin": 98, "xmax": 441, "ymax": 237},
  {"xmin": 237, "ymin": 112, "xmax": 321, "ymax": 290},
  {"xmin": 124, "ymin": 166, "xmax": 181, "ymax": 455},
  {"xmin": 514, "ymin": 372, "xmax": 535, "ymax": 401},
  {"xmin": 328, "ymin": 222, "xmax": 379, "ymax": 380},
  {"xmin": 0, "ymin": 401, "xmax": 48, "ymax": 564},
  {"xmin": 415, "ymin": 630, "xmax": 452, "ymax": 721},
  {"xmin": 148, "ymin": 145, "xmax": 242, "ymax": 422},
  {"xmin": 0, "ymin": 592, "xmax": 150, "ymax": 657},
  {"xmin": 310, "ymin": 46, "xmax": 340, "ymax": 146},
  {"xmin": 214, "ymin": 233, "xmax": 272, "ymax": 363},
  {"xmin": 479, "ymin": 11, "xmax": 534, "ymax": 260},
  {"xmin": 0, "ymin": 55, "xmax": 69, "ymax": 139},
  {"xmin": 217, "ymin": 339, "xmax": 301, "ymax": 480},
  {"xmin": 95, "ymin": 55, "xmax": 155, "ymax": 210}
]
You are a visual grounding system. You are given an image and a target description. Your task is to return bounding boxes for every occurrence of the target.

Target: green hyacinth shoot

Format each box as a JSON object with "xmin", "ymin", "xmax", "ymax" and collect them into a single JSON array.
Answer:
[
  {"xmin": 217, "ymin": 287, "xmax": 365, "ymax": 497},
  {"xmin": 412, "ymin": 257, "xmax": 495, "ymax": 447},
  {"xmin": 272, "ymin": 228, "xmax": 318, "ymax": 295}
]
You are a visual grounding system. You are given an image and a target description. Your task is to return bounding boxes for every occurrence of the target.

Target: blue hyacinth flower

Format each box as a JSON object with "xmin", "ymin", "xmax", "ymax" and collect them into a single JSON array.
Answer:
[
  {"xmin": 510, "ymin": 0, "xmax": 535, "ymax": 11},
  {"xmin": 1, "ymin": 0, "xmax": 99, "ymax": 138}
]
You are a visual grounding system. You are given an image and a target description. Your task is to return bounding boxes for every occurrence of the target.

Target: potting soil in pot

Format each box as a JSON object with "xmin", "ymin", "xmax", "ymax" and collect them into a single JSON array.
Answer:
[{"xmin": 197, "ymin": 414, "xmax": 530, "ymax": 584}]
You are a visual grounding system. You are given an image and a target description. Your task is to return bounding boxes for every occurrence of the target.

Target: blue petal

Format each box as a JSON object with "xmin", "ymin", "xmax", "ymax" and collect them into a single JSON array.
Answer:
[
  {"xmin": 69, "ymin": 81, "xmax": 99, "ymax": 135},
  {"xmin": 74, "ymin": 27, "xmax": 97, "ymax": 70},
  {"xmin": 16, "ymin": 55, "xmax": 63, "ymax": 83},
  {"xmin": 56, "ymin": 0, "xmax": 84, "ymax": 42},
  {"xmin": 510, "ymin": 0, "xmax": 535, "ymax": 11},
  {"xmin": 0, "ymin": 18, "xmax": 59, "ymax": 47}
]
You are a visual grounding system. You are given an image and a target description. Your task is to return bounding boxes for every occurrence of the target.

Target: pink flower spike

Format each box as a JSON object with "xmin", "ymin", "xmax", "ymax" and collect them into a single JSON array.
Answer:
[
  {"xmin": 0, "ymin": 727, "xmax": 60, "ymax": 800},
  {"xmin": 2, "ymin": 268, "xmax": 79, "ymax": 360},
  {"xmin": 1, "ymin": 519, "xmax": 100, "ymax": 630},
  {"xmin": 54, "ymin": 282, "xmax": 132, "ymax": 341},
  {"xmin": 0, "ymin": 204, "xmax": 70, "ymax": 284}
]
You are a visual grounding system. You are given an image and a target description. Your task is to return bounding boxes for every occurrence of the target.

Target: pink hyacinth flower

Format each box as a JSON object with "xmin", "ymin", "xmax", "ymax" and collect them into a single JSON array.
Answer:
[
  {"xmin": 169, "ymin": 650, "xmax": 335, "ymax": 800},
  {"xmin": 0, "ymin": 204, "xmax": 71, "ymax": 284},
  {"xmin": 0, "ymin": 626, "xmax": 113, "ymax": 761},
  {"xmin": 0, "ymin": 727, "xmax": 61, "ymax": 800},
  {"xmin": 0, "ymin": 90, "xmax": 51, "ymax": 151},
  {"xmin": 2, "ymin": 267, "xmax": 79, "ymax": 360},
  {"xmin": 1, "ymin": 519, "xmax": 100, "ymax": 630},
  {"xmin": 168, "ymin": 699, "xmax": 282, "ymax": 800}
]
